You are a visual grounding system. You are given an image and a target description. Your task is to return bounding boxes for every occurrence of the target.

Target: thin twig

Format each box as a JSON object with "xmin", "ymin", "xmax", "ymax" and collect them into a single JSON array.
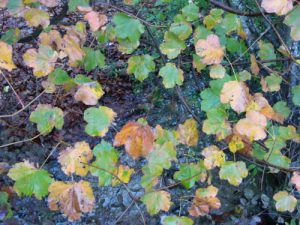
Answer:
[
  {"xmin": 40, "ymin": 141, "xmax": 62, "ymax": 169},
  {"xmin": 113, "ymin": 200, "xmax": 135, "ymax": 225},
  {"xmin": 0, "ymin": 133, "xmax": 43, "ymax": 148}
]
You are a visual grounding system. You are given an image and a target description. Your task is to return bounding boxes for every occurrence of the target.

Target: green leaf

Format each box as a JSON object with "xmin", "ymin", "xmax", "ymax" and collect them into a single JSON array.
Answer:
[
  {"xmin": 8, "ymin": 161, "xmax": 53, "ymax": 199},
  {"xmin": 6, "ymin": 0, "xmax": 24, "ymax": 14},
  {"xmin": 217, "ymin": 13, "xmax": 241, "ymax": 35},
  {"xmin": 204, "ymin": 9, "xmax": 223, "ymax": 30},
  {"xmin": 127, "ymin": 54, "xmax": 156, "ymax": 81},
  {"xmin": 161, "ymin": 216, "xmax": 193, "ymax": 225},
  {"xmin": 141, "ymin": 165, "xmax": 160, "ymax": 191},
  {"xmin": 48, "ymin": 68, "xmax": 72, "ymax": 85},
  {"xmin": 273, "ymin": 101, "xmax": 290, "ymax": 119},
  {"xmin": 174, "ymin": 161, "xmax": 207, "ymax": 189},
  {"xmin": 90, "ymin": 141, "xmax": 119, "ymax": 186},
  {"xmin": 264, "ymin": 149, "xmax": 291, "ymax": 169},
  {"xmin": 192, "ymin": 54, "xmax": 206, "ymax": 72},
  {"xmin": 24, "ymin": 8, "xmax": 50, "ymax": 28},
  {"xmin": 238, "ymin": 70, "xmax": 251, "ymax": 81},
  {"xmin": 83, "ymin": 106, "xmax": 116, "ymax": 137},
  {"xmin": 159, "ymin": 63, "xmax": 184, "ymax": 88},
  {"xmin": 160, "ymin": 31, "xmax": 186, "ymax": 59},
  {"xmin": 68, "ymin": 0, "xmax": 89, "ymax": 12},
  {"xmin": 169, "ymin": 21, "xmax": 192, "ymax": 41},
  {"xmin": 284, "ymin": 6, "xmax": 300, "ymax": 41},
  {"xmin": 263, "ymin": 73, "xmax": 282, "ymax": 92},
  {"xmin": 193, "ymin": 25, "xmax": 212, "ymax": 43},
  {"xmin": 141, "ymin": 190, "xmax": 171, "ymax": 215},
  {"xmin": 181, "ymin": 3, "xmax": 199, "ymax": 22},
  {"xmin": 210, "ymin": 64, "xmax": 226, "ymax": 79},
  {"xmin": 147, "ymin": 142, "xmax": 177, "ymax": 175},
  {"xmin": 226, "ymin": 38, "xmax": 247, "ymax": 55},
  {"xmin": 292, "ymin": 85, "xmax": 300, "ymax": 106},
  {"xmin": 252, "ymin": 143, "xmax": 266, "ymax": 160},
  {"xmin": 1, "ymin": 28, "xmax": 20, "ymax": 44},
  {"xmin": 273, "ymin": 191, "xmax": 297, "ymax": 212},
  {"xmin": 29, "ymin": 104, "xmax": 64, "ymax": 134},
  {"xmin": 258, "ymin": 41, "xmax": 276, "ymax": 65},
  {"xmin": 219, "ymin": 161, "xmax": 248, "ymax": 186},
  {"xmin": 83, "ymin": 48, "xmax": 105, "ymax": 71}
]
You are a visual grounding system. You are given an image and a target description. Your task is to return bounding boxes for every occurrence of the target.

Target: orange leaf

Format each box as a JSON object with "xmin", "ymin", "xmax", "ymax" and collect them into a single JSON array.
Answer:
[
  {"xmin": 114, "ymin": 121, "xmax": 155, "ymax": 159},
  {"xmin": 195, "ymin": 34, "xmax": 224, "ymax": 65},
  {"xmin": 48, "ymin": 181, "xmax": 95, "ymax": 221},
  {"xmin": 220, "ymin": 81, "xmax": 252, "ymax": 113},
  {"xmin": 84, "ymin": 11, "xmax": 108, "ymax": 32},
  {"xmin": 261, "ymin": 0, "xmax": 293, "ymax": 16},
  {"xmin": 236, "ymin": 111, "xmax": 267, "ymax": 141},
  {"xmin": 58, "ymin": 141, "xmax": 93, "ymax": 176},
  {"xmin": 189, "ymin": 185, "xmax": 221, "ymax": 217}
]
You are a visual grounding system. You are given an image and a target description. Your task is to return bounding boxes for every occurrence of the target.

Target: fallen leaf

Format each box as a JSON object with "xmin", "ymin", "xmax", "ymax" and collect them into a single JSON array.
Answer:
[
  {"xmin": 291, "ymin": 172, "xmax": 300, "ymax": 191},
  {"xmin": 0, "ymin": 41, "xmax": 16, "ymax": 71},
  {"xmin": 189, "ymin": 185, "xmax": 221, "ymax": 217},
  {"xmin": 141, "ymin": 190, "xmax": 171, "ymax": 215},
  {"xmin": 177, "ymin": 118, "xmax": 199, "ymax": 146},
  {"xmin": 84, "ymin": 11, "xmax": 107, "ymax": 32},
  {"xmin": 161, "ymin": 216, "xmax": 194, "ymax": 225},
  {"xmin": 210, "ymin": 64, "xmax": 225, "ymax": 79},
  {"xmin": 236, "ymin": 110, "xmax": 267, "ymax": 141},
  {"xmin": 261, "ymin": 0, "xmax": 293, "ymax": 16},
  {"xmin": 48, "ymin": 180, "xmax": 95, "ymax": 221},
  {"xmin": 219, "ymin": 161, "xmax": 248, "ymax": 186},
  {"xmin": 195, "ymin": 34, "xmax": 224, "ymax": 65},
  {"xmin": 112, "ymin": 165, "xmax": 134, "ymax": 186},
  {"xmin": 261, "ymin": 73, "xmax": 282, "ymax": 92},
  {"xmin": 159, "ymin": 63, "xmax": 184, "ymax": 88},
  {"xmin": 250, "ymin": 54, "xmax": 260, "ymax": 75},
  {"xmin": 58, "ymin": 141, "xmax": 92, "ymax": 176},
  {"xmin": 39, "ymin": 30, "xmax": 63, "ymax": 50},
  {"xmin": 114, "ymin": 121, "xmax": 155, "ymax": 159},
  {"xmin": 220, "ymin": 81, "xmax": 251, "ymax": 113},
  {"xmin": 39, "ymin": 0, "xmax": 59, "ymax": 7},
  {"xmin": 24, "ymin": 8, "xmax": 50, "ymax": 28},
  {"xmin": 201, "ymin": 145, "xmax": 225, "ymax": 170},
  {"xmin": 74, "ymin": 83, "xmax": 104, "ymax": 105},
  {"xmin": 23, "ymin": 45, "xmax": 58, "ymax": 77},
  {"xmin": 273, "ymin": 191, "xmax": 297, "ymax": 212},
  {"xmin": 228, "ymin": 135, "xmax": 244, "ymax": 153}
]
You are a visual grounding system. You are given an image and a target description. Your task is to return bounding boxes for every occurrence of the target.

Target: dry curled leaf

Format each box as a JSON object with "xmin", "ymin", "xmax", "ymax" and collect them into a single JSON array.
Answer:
[
  {"xmin": 177, "ymin": 118, "xmax": 199, "ymax": 146},
  {"xmin": 84, "ymin": 11, "xmax": 108, "ymax": 32},
  {"xmin": 189, "ymin": 185, "xmax": 221, "ymax": 217},
  {"xmin": 58, "ymin": 141, "xmax": 92, "ymax": 176},
  {"xmin": 236, "ymin": 111, "xmax": 267, "ymax": 141},
  {"xmin": 195, "ymin": 34, "xmax": 224, "ymax": 65},
  {"xmin": 220, "ymin": 81, "xmax": 252, "ymax": 114},
  {"xmin": 114, "ymin": 121, "xmax": 155, "ymax": 159},
  {"xmin": 48, "ymin": 181, "xmax": 95, "ymax": 221},
  {"xmin": 0, "ymin": 41, "xmax": 16, "ymax": 71},
  {"xmin": 261, "ymin": 0, "xmax": 293, "ymax": 16}
]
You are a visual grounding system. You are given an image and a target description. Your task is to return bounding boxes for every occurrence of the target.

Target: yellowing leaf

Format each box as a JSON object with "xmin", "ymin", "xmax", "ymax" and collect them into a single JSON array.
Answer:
[
  {"xmin": 48, "ymin": 181, "xmax": 95, "ymax": 221},
  {"xmin": 228, "ymin": 135, "xmax": 244, "ymax": 153},
  {"xmin": 291, "ymin": 172, "xmax": 300, "ymax": 191},
  {"xmin": 8, "ymin": 161, "xmax": 53, "ymax": 200},
  {"xmin": 219, "ymin": 161, "xmax": 248, "ymax": 186},
  {"xmin": 210, "ymin": 64, "xmax": 225, "ymax": 79},
  {"xmin": 220, "ymin": 81, "xmax": 251, "ymax": 113},
  {"xmin": 23, "ymin": 45, "xmax": 58, "ymax": 77},
  {"xmin": 273, "ymin": 191, "xmax": 297, "ymax": 212},
  {"xmin": 114, "ymin": 121, "xmax": 155, "ymax": 159},
  {"xmin": 261, "ymin": 74, "xmax": 282, "ymax": 92},
  {"xmin": 24, "ymin": 8, "xmax": 50, "ymax": 28},
  {"xmin": 84, "ymin": 11, "xmax": 107, "ymax": 32},
  {"xmin": 261, "ymin": 0, "xmax": 293, "ymax": 16},
  {"xmin": 195, "ymin": 34, "xmax": 224, "ymax": 65},
  {"xmin": 112, "ymin": 165, "xmax": 134, "ymax": 186},
  {"xmin": 58, "ymin": 141, "xmax": 92, "ymax": 176},
  {"xmin": 74, "ymin": 83, "xmax": 104, "ymax": 105},
  {"xmin": 161, "ymin": 216, "xmax": 193, "ymax": 225},
  {"xmin": 201, "ymin": 145, "xmax": 225, "ymax": 170},
  {"xmin": 189, "ymin": 185, "xmax": 221, "ymax": 217},
  {"xmin": 0, "ymin": 41, "xmax": 16, "ymax": 71},
  {"xmin": 39, "ymin": 30, "xmax": 63, "ymax": 51},
  {"xmin": 177, "ymin": 118, "xmax": 199, "ymax": 146},
  {"xmin": 236, "ymin": 111, "xmax": 267, "ymax": 141},
  {"xmin": 141, "ymin": 190, "xmax": 171, "ymax": 215}
]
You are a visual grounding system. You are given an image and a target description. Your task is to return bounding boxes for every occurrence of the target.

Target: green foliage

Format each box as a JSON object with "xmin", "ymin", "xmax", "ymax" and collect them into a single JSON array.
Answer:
[
  {"xmin": 48, "ymin": 68, "xmax": 72, "ymax": 85},
  {"xmin": 284, "ymin": 6, "xmax": 300, "ymax": 41},
  {"xmin": 29, "ymin": 104, "xmax": 64, "ymax": 134},
  {"xmin": 160, "ymin": 31, "xmax": 186, "ymax": 59},
  {"xmin": 159, "ymin": 63, "xmax": 184, "ymax": 88},
  {"xmin": 83, "ymin": 48, "xmax": 105, "ymax": 71},
  {"xmin": 161, "ymin": 216, "xmax": 193, "ymax": 225},
  {"xmin": 292, "ymin": 85, "xmax": 300, "ymax": 106},
  {"xmin": 127, "ymin": 54, "xmax": 156, "ymax": 81},
  {"xmin": 219, "ymin": 161, "xmax": 248, "ymax": 186},
  {"xmin": 68, "ymin": 0, "xmax": 90, "ymax": 12},
  {"xmin": 258, "ymin": 41, "xmax": 276, "ymax": 65},
  {"xmin": 8, "ymin": 162, "xmax": 53, "ymax": 199},
  {"xmin": 181, "ymin": 3, "xmax": 199, "ymax": 22}
]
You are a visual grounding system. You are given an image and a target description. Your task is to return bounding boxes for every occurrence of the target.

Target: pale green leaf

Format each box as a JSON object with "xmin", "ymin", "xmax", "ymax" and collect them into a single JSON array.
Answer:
[
  {"xmin": 159, "ymin": 63, "xmax": 184, "ymax": 88},
  {"xmin": 127, "ymin": 54, "xmax": 156, "ymax": 81},
  {"xmin": 219, "ymin": 161, "xmax": 248, "ymax": 186}
]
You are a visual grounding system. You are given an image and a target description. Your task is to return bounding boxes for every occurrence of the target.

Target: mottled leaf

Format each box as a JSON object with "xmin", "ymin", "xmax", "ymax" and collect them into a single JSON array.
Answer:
[
  {"xmin": 141, "ymin": 191, "xmax": 171, "ymax": 215},
  {"xmin": 159, "ymin": 63, "xmax": 184, "ymax": 88},
  {"xmin": 219, "ymin": 161, "xmax": 248, "ymax": 186},
  {"xmin": 273, "ymin": 191, "xmax": 297, "ymax": 212}
]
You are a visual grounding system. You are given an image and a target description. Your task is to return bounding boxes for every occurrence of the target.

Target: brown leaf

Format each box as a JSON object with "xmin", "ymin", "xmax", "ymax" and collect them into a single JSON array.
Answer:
[
  {"xmin": 195, "ymin": 34, "xmax": 224, "ymax": 65},
  {"xmin": 261, "ymin": 0, "xmax": 293, "ymax": 16},
  {"xmin": 236, "ymin": 111, "xmax": 267, "ymax": 141},
  {"xmin": 220, "ymin": 81, "xmax": 252, "ymax": 113},
  {"xmin": 58, "ymin": 142, "xmax": 93, "ymax": 176},
  {"xmin": 48, "ymin": 181, "xmax": 95, "ymax": 221},
  {"xmin": 114, "ymin": 121, "xmax": 155, "ymax": 159},
  {"xmin": 177, "ymin": 118, "xmax": 199, "ymax": 146},
  {"xmin": 84, "ymin": 11, "xmax": 108, "ymax": 32},
  {"xmin": 189, "ymin": 185, "xmax": 221, "ymax": 217}
]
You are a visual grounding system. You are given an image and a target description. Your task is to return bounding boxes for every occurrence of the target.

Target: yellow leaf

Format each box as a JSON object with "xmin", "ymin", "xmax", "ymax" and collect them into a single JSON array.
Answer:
[
  {"xmin": 195, "ymin": 34, "xmax": 224, "ymax": 65},
  {"xmin": 228, "ymin": 135, "xmax": 244, "ymax": 153},
  {"xmin": 48, "ymin": 181, "xmax": 95, "ymax": 221},
  {"xmin": 273, "ymin": 191, "xmax": 297, "ymax": 212},
  {"xmin": 24, "ymin": 8, "xmax": 50, "ymax": 28},
  {"xmin": 0, "ymin": 41, "xmax": 16, "ymax": 71},
  {"xmin": 58, "ymin": 141, "xmax": 93, "ymax": 176},
  {"xmin": 177, "ymin": 118, "xmax": 199, "ymax": 146},
  {"xmin": 201, "ymin": 145, "xmax": 225, "ymax": 170},
  {"xmin": 112, "ymin": 165, "xmax": 134, "ymax": 186}
]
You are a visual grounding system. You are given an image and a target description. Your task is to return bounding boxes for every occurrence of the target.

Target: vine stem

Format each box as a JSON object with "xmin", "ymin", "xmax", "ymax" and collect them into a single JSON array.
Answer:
[
  {"xmin": 0, "ymin": 90, "xmax": 45, "ymax": 118},
  {"xmin": 0, "ymin": 133, "xmax": 42, "ymax": 148}
]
